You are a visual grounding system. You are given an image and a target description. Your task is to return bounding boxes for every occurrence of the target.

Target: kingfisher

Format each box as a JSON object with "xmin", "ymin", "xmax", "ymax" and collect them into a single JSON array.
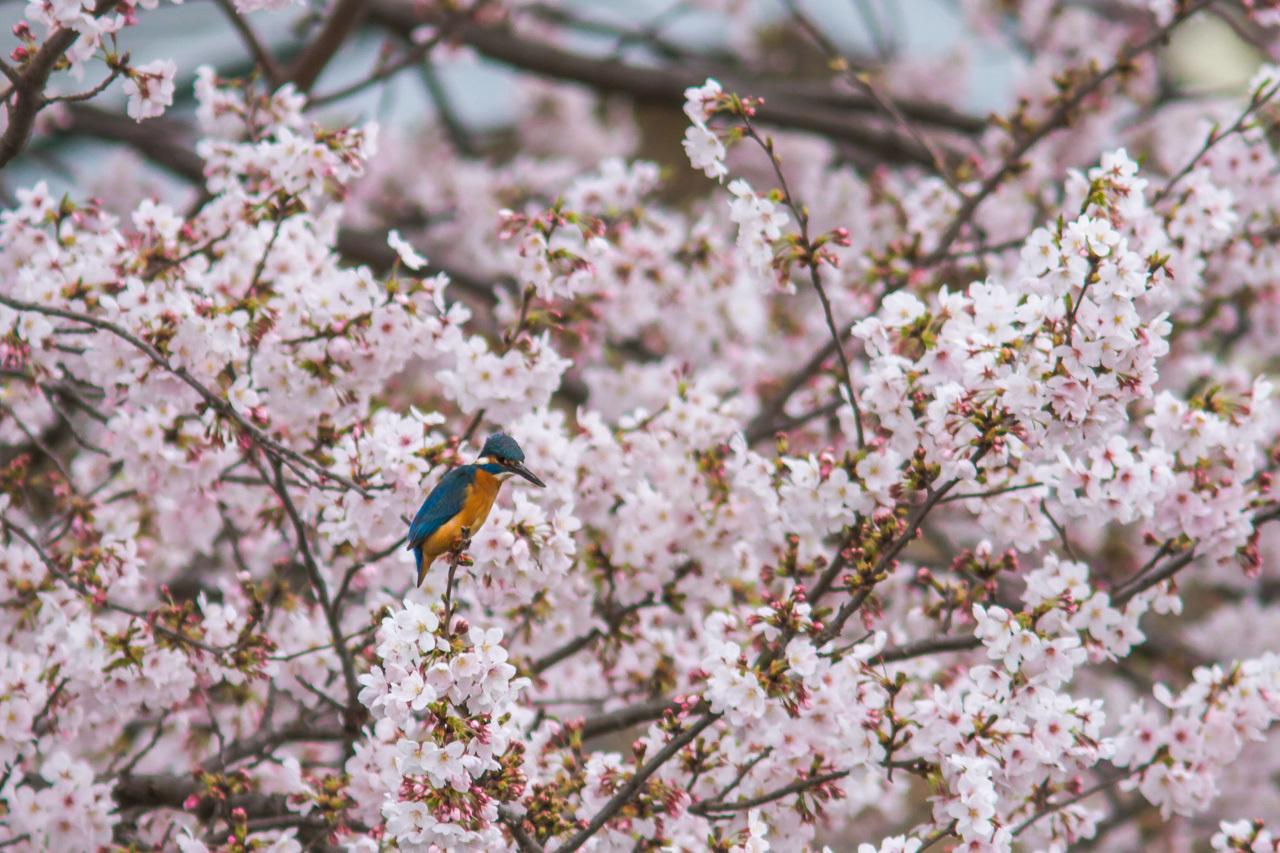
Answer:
[{"xmin": 407, "ymin": 433, "xmax": 546, "ymax": 585}]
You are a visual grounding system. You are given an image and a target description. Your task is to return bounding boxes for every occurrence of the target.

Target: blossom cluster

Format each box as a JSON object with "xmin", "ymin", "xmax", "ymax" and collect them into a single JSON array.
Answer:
[{"xmin": 358, "ymin": 600, "xmax": 530, "ymax": 852}]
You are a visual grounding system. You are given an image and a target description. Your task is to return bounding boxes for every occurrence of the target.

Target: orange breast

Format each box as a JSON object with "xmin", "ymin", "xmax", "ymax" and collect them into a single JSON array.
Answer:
[
  {"xmin": 420, "ymin": 470, "xmax": 502, "ymax": 570},
  {"xmin": 459, "ymin": 469, "xmax": 502, "ymax": 533}
]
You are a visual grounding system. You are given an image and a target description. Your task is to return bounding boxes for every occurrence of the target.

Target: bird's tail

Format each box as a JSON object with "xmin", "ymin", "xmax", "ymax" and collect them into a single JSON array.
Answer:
[{"xmin": 414, "ymin": 545, "xmax": 427, "ymax": 587}]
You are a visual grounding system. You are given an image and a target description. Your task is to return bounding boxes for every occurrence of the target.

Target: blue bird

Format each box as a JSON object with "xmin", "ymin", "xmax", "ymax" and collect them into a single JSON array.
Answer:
[{"xmin": 407, "ymin": 433, "xmax": 546, "ymax": 586}]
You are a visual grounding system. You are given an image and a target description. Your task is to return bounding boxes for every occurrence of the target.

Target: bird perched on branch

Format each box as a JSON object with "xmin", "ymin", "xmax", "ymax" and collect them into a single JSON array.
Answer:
[{"xmin": 407, "ymin": 433, "xmax": 546, "ymax": 585}]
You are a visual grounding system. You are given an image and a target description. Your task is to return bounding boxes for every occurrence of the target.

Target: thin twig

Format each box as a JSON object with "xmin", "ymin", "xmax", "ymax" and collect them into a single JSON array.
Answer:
[
  {"xmin": 0, "ymin": 400, "xmax": 76, "ymax": 487},
  {"xmin": 1153, "ymin": 79, "xmax": 1280, "ymax": 204},
  {"xmin": 780, "ymin": 0, "xmax": 958, "ymax": 189},
  {"xmin": 1012, "ymin": 764, "xmax": 1147, "ymax": 836},
  {"xmin": 0, "ymin": 294, "xmax": 375, "ymax": 497},
  {"xmin": 692, "ymin": 747, "xmax": 774, "ymax": 811},
  {"xmin": 692, "ymin": 769, "xmax": 847, "ymax": 815},
  {"xmin": 212, "ymin": 0, "xmax": 283, "ymax": 85},
  {"xmin": 1040, "ymin": 503, "xmax": 1077, "ymax": 561},
  {"xmin": 938, "ymin": 480, "xmax": 1043, "ymax": 504},
  {"xmin": 871, "ymin": 633, "xmax": 981, "ymax": 665},
  {"xmin": 918, "ymin": 0, "xmax": 1218, "ymax": 267},
  {"xmin": 0, "ymin": 517, "xmax": 229, "ymax": 655},
  {"xmin": 529, "ymin": 560, "xmax": 696, "ymax": 675},
  {"xmin": 45, "ymin": 60, "xmax": 128, "ymax": 106},
  {"xmin": 742, "ymin": 118, "xmax": 866, "ymax": 447},
  {"xmin": 460, "ymin": 409, "xmax": 486, "ymax": 444},
  {"xmin": 440, "ymin": 533, "xmax": 469, "ymax": 631},
  {"xmin": 1112, "ymin": 547, "xmax": 1198, "ymax": 605},
  {"xmin": 333, "ymin": 536, "xmax": 407, "ymax": 609},
  {"xmin": 815, "ymin": 449, "xmax": 988, "ymax": 646},
  {"xmin": 270, "ymin": 458, "xmax": 361, "ymax": 736},
  {"xmin": 307, "ymin": 31, "xmax": 446, "ymax": 106}
]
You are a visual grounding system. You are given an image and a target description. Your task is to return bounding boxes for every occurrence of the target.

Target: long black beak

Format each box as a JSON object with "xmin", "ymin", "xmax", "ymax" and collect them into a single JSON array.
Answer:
[{"xmin": 508, "ymin": 461, "xmax": 546, "ymax": 488}]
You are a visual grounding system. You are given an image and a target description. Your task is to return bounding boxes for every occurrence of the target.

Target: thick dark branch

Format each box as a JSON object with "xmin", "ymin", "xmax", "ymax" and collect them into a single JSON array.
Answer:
[
  {"xmin": 1253, "ymin": 502, "xmax": 1280, "ymax": 527},
  {"xmin": 498, "ymin": 807, "xmax": 546, "ymax": 853},
  {"xmin": 288, "ymin": 0, "xmax": 370, "ymax": 92},
  {"xmin": 213, "ymin": 0, "xmax": 283, "ymax": 86},
  {"xmin": 0, "ymin": 59, "xmax": 20, "ymax": 88},
  {"xmin": 579, "ymin": 697, "xmax": 686, "ymax": 741},
  {"xmin": 0, "ymin": 0, "xmax": 124, "ymax": 168},
  {"xmin": 59, "ymin": 105, "xmax": 205, "ymax": 182},
  {"xmin": 558, "ymin": 713, "xmax": 719, "ymax": 853},
  {"xmin": 366, "ymin": 0, "xmax": 983, "ymax": 166},
  {"xmin": 116, "ymin": 773, "xmax": 363, "ymax": 851},
  {"xmin": 114, "ymin": 772, "xmax": 200, "ymax": 811},
  {"xmin": 115, "ymin": 719, "xmax": 347, "ymax": 810}
]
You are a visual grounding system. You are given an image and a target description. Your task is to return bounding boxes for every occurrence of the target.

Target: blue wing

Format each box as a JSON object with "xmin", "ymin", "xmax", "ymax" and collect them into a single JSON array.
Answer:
[{"xmin": 407, "ymin": 466, "xmax": 471, "ymax": 550}]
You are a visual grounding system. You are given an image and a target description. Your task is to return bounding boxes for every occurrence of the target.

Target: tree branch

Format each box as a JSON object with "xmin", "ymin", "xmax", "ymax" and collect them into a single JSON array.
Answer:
[
  {"xmin": 557, "ymin": 713, "xmax": 719, "ymax": 853},
  {"xmin": 288, "ymin": 0, "xmax": 370, "ymax": 92},
  {"xmin": 0, "ymin": 293, "xmax": 376, "ymax": 497},
  {"xmin": 213, "ymin": 0, "xmax": 283, "ymax": 86},
  {"xmin": 270, "ymin": 458, "xmax": 362, "ymax": 735},
  {"xmin": 691, "ymin": 769, "xmax": 846, "ymax": 815},
  {"xmin": 742, "ymin": 119, "xmax": 865, "ymax": 447},
  {"xmin": 0, "ymin": 0, "xmax": 125, "ymax": 168},
  {"xmin": 365, "ymin": 0, "xmax": 983, "ymax": 166},
  {"xmin": 918, "ymin": 0, "xmax": 1218, "ymax": 266}
]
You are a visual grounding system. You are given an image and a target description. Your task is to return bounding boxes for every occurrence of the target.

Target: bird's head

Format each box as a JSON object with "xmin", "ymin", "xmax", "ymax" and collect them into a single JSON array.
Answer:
[{"xmin": 479, "ymin": 433, "xmax": 546, "ymax": 487}]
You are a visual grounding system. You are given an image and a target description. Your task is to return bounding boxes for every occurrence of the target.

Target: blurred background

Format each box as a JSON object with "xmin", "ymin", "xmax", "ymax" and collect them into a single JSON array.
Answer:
[{"xmin": 3, "ymin": 0, "xmax": 1267, "ymax": 200}]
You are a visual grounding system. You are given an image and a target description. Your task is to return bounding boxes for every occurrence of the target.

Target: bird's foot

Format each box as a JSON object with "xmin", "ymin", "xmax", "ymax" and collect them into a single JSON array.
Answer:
[{"xmin": 450, "ymin": 526, "xmax": 472, "ymax": 560}]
